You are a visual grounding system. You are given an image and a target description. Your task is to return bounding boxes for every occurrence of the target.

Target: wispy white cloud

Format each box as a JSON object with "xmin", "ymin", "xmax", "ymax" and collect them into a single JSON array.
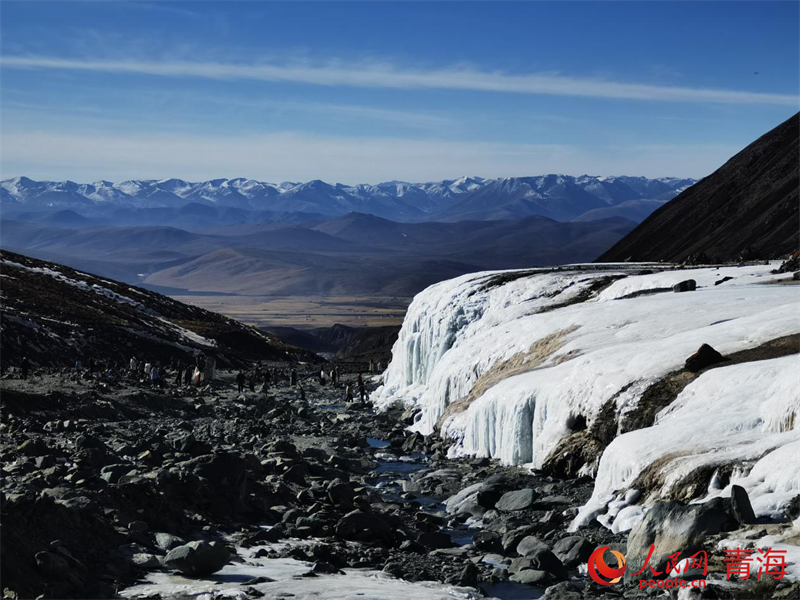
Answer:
[
  {"xmin": 1, "ymin": 95, "xmax": 454, "ymax": 132},
  {"xmin": 0, "ymin": 130, "xmax": 739, "ymax": 183},
  {"xmin": 2, "ymin": 55, "xmax": 797, "ymax": 106},
  {"xmin": 210, "ymin": 97, "xmax": 454, "ymax": 129},
  {"xmin": 115, "ymin": 1, "xmax": 206, "ymax": 19}
]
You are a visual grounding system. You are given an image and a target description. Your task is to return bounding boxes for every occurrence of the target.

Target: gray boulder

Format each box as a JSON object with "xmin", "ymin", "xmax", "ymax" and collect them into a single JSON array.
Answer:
[
  {"xmin": 516, "ymin": 535, "xmax": 550, "ymax": 557},
  {"xmin": 625, "ymin": 497, "xmax": 736, "ymax": 581},
  {"xmin": 496, "ymin": 489, "xmax": 535, "ymax": 512},
  {"xmin": 132, "ymin": 553, "xmax": 161, "ymax": 569},
  {"xmin": 673, "ymin": 279, "xmax": 697, "ymax": 293},
  {"xmin": 35, "ymin": 551, "xmax": 70, "ymax": 579},
  {"xmin": 335, "ymin": 510, "xmax": 392, "ymax": 541},
  {"xmin": 552, "ymin": 535, "xmax": 594, "ymax": 568},
  {"xmin": 730, "ymin": 485, "xmax": 757, "ymax": 525},
  {"xmin": 417, "ymin": 531, "xmax": 453, "ymax": 550},
  {"xmin": 445, "ymin": 482, "xmax": 486, "ymax": 517},
  {"xmin": 164, "ymin": 541, "xmax": 231, "ymax": 576},
  {"xmin": 154, "ymin": 532, "xmax": 186, "ymax": 552},
  {"xmin": 510, "ymin": 569, "xmax": 551, "ymax": 585},
  {"xmin": 542, "ymin": 581, "xmax": 584, "ymax": 600},
  {"xmin": 327, "ymin": 480, "xmax": 356, "ymax": 509},
  {"xmin": 515, "ymin": 537, "xmax": 566, "ymax": 578}
]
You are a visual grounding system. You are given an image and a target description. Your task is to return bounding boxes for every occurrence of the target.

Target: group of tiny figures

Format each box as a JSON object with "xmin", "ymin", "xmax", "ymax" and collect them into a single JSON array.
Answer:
[{"xmin": 12, "ymin": 355, "xmax": 379, "ymax": 404}]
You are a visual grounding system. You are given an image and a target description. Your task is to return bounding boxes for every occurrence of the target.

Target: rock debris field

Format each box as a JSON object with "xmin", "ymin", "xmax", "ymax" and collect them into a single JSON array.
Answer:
[{"xmin": 2, "ymin": 364, "xmax": 797, "ymax": 599}]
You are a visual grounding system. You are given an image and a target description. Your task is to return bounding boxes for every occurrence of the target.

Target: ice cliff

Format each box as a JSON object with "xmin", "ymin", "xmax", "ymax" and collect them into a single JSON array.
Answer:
[{"xmin": 373, "ymin": 263, "xmax": 799, "ymax": 523}]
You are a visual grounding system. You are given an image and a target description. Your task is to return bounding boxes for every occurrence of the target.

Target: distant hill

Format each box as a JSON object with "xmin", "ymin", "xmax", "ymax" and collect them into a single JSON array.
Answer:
[
  {"xmin": 0, "ymin": 250, "xmax": 311, "ymax": 368},
  {"xmin": 263, "ymin": 323, "xmax": 400, "ymax": 363},
  {"xmin": 0, "ymin": 215, "xmax": 635, "ymax": 298},
  {"xmin": 599, "ymin": 113, "xmax": 799, "ymax": 263}
]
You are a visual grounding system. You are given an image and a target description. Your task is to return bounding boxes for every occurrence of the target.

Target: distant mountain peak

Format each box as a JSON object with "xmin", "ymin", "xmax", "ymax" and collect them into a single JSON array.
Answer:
[{"xmin": 0, "ymin": 174, "xmax": 696, "ymax": 224}]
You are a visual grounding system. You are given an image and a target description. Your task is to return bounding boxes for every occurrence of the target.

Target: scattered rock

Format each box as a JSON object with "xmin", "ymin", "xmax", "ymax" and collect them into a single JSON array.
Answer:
[
  {"xmin": 163, "ymin": 541, "xmax": 231, "ymax": 576},
  {"xmin": 685, "ymin": 344, "xmax": 725, "ymax": 373},
  {"xmin": 516, "ymin": 536, "xmax": 550, "ymax": 558},
  {"xmin": 417, "ymin": 531, "xmax": 453, "ymax": 550},
  {"xmin": 542, "ymin": 581, "xmax": 584, "ymax": 600},
  {"xmin": 131, "ymin": 553, "xmax": 160, "ymax": 569},
  {"xmin": 510, "ymin": 569, "xmax": 551, "ymax": 585},
  {"xmin": 552, "ymin": 536, "xmax": 594, "ymax": 568},
  {"xmin": 625, "ymin": 497, "xmax": 737, "ymax": 581},
  {"xmin": 673, "ymin": 279, "xmax": 697, "ymax": 293},
  {"xmin": 730, "ymin": 485, "xmax": 757, "ymax": 525},
  {"xmin": 495, "ymin": 489, "xmax": 536, "ymax": 512},
  {"xmin": 335, "ymin": 510, "xmax": 392, "ymax": 541},
  {"xmin": 35, "ymin": 551, "xmax": 70, "ymax": 579},
  {"xmin": 154, "ymin": 533, "xmax": 185, "ymax": 552}
]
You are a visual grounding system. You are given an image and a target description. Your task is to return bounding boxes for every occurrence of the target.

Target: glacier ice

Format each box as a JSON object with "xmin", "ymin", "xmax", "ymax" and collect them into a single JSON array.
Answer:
[{"xmin": 373, "ymin": 262, "xmax": 799, "ymax": 525}]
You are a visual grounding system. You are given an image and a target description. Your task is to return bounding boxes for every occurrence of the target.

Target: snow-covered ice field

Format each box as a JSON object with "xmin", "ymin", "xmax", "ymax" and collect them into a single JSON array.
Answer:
[{"xmin": 373, "ymin": 263, "xmax": 799, "ymax": 529}]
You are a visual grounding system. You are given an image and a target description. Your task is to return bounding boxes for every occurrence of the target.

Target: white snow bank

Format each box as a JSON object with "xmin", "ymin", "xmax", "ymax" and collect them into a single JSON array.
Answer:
[
  {"xmin": 596, "ymin": 263, "xmax": 781, "ymax": 300},
  {"xmin": 574, "ymin": 356, "xmax": 800, "ymax": 531},
  {"xmin": 375, "ymin": 263, "xmax": 798, "ymax": 526},
  {"xmin": 121, "ymin": 553, "xmax": 483, "ymax": 600},
  {"xmin": 373, "ymin": 268, "xmax": 631, "ymax": 434},
  {"xmin": 375, "ymin": 264, "xmax": 796, "ymax": 468}
]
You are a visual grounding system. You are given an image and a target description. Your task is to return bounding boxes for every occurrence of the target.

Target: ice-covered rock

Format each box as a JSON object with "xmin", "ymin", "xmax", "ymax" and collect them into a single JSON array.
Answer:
[{"xmin": 575, "ymin": 354, "xmax": 800, "ymax": 531}]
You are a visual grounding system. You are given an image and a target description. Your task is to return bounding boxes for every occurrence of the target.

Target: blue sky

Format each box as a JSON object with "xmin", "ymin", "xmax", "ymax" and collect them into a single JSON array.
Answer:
[{"xmin": 1, "ymin": 1, "xmax": 797, "ymax": 183}]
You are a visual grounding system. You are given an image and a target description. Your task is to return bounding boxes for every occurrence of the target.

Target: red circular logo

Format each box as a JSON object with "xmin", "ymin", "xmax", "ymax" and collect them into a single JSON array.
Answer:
[{"xmin": 587, "ymin": 546, "xmax": 627, "ymax": 585}]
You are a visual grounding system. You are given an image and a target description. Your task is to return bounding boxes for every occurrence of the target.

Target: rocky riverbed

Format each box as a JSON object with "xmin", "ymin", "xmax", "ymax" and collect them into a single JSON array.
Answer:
[{"xmin": 2, "ymin": 366, "xmax": 797, "ymax": 599}]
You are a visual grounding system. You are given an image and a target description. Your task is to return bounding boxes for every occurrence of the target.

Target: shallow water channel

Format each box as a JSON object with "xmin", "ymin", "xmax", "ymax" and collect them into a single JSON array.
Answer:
[{"xmin": 367, "ymin": 437, "xmax": 544, "ymax": 600}]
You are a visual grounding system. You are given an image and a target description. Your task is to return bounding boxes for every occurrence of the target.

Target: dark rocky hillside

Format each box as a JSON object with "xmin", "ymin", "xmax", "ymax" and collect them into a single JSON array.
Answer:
[
  {"xmin": 0, "ymin": 250, "xmax": 311, "ymax": 369},
  {"xmin": 263, "ymin": 323, "xmax": 400, "ymax": 363},
  {"xmin": 598, "ymin": 112, "xmax": 799, "ymax": 263}
]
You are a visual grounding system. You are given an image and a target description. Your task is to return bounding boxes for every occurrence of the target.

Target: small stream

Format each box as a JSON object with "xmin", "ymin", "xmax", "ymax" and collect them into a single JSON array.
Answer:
[{"xmin": 368, "ymin": 438, "xmax": 544, "ymax": 600}]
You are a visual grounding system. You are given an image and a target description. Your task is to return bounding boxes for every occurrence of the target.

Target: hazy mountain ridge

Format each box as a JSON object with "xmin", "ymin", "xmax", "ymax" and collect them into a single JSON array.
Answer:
[
  {"xmin": 0, "ymin": 213, "xmax": 636, "ymax": 299},
  {"xmin": 1, "ymin": 174, "xmax": 695, "ymax": 224}
]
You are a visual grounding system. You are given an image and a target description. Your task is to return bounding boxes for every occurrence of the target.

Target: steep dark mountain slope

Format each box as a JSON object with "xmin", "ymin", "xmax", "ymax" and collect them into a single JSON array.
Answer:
[
  {"xmin": 599, "ymin": 113, "xmax": 799, "ymax": 262},
  {"xmin": 0, "ymin": 250, "xmax": 311, "ymax": 368}
]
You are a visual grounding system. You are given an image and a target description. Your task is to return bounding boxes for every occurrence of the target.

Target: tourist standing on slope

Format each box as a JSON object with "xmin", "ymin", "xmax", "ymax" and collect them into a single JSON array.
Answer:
[
  {"xmin": 175, "ymin": 362, "xmax": 183, "ymax": 387},
  {"xmin": 236, "ymin": 370, "xmax": 245, "ymax": 393},
  {"xmin": 150, "ymin": 364, "xmax": 163, "ymax": 388},
  {"xmin": 263, "ymin": 369, "xmax": 271, "ymax": 390},
  {"xmin": 20, "ymin": 357, "xmax": 29, "ymax": 380}
]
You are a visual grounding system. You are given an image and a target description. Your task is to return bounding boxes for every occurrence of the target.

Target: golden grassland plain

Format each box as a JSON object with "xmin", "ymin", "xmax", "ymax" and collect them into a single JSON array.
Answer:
[{"xmin": 171, "ymin": 294, "xmax": 409, "ymax": 329}]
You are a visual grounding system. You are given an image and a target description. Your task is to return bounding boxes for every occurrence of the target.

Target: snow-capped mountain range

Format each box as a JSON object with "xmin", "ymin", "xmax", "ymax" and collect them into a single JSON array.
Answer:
[{"xmin": 0, "ymin": 175, "xmax": 695, "ymax": 224}]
